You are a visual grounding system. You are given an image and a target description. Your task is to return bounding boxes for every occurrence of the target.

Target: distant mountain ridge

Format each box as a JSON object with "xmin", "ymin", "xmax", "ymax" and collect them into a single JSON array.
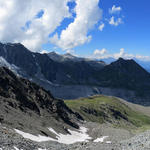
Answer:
[
  {"xmin": 47, "ymin": 51, "xmax": 106, "ymax": 70},
  {"xmin": 98, "ymin": 58, "xmax": 150, "ymax": 93},
  {"xmin": 48, "ymin": 51, "xmax": 150, "ymax": 73},
  {"xmin": 101, "ymin": 57, "xmax": 150, "ymax": 73},
  {"xmin": 47, "ymin": 51, "xmax": 81, "ymax": 62},
  {"xmin": 0, "ymin": 42, "xmax": 150, "ymax": 105}
]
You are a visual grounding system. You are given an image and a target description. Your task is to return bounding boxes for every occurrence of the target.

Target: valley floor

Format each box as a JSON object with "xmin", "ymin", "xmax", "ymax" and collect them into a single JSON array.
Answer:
[{"xmin": 1, "ymin": 121, "xmax": 150, "ymax": 150}]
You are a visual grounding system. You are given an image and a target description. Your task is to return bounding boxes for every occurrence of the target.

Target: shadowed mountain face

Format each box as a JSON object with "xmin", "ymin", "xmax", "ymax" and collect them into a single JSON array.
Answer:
[
  {"xmin": 0, "ymin": 43, "xmax": 105, "ymax": 85},
  {"xmin": 0, "ymin": 67, "xmax": 80, "ymax": 135},
  {"xmin": 98, "ymin": 58, "xmax": 150, "ymax": 92},
  {"xmin": 0, "ymin": 43, "xmax": 37, "ymax": 76},
  {"xmin": 0, "ymin": 43, "xmax": 150, "ymax": 105}
]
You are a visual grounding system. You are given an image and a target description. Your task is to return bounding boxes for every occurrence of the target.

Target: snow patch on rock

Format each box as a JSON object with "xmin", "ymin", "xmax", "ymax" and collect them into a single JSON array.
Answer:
[
  {"xmin": 13, "ymin": 146, "xmax": 20, "ymax": 150},
  {"xmin": 106, "ymin": 141, "xmax": 112, "ymax": 144},
  {"xmin": 94, "ymin": 136, "xmax": 109, "ymax": 143},
  {"xmin": 0, "ymin": 56, "xmax": 20, "ymax": 75},
  {"xmin": 48, "ymin": 127, "xmax": 92, "ymax": 144},
  {"xmin": 15, "ymin": 127, "xmax": 92, "ymax": 144},
  {"xmin": 14, "ymin": 129, "xmax": 56, "ymax": 142}
]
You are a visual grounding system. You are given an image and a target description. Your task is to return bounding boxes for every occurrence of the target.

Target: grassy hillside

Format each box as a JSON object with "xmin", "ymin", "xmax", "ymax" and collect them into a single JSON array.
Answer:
[{"xmin": 65, "ymin": 95, "xmax": 150, "ymax": 131}]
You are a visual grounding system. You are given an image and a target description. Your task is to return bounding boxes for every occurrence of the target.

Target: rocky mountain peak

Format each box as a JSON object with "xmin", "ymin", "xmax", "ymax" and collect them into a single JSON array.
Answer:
[
  {"xmin": 63, "ymin": 53, "xmax": 75, "ymax": 58},
  {"xmin": 110, "ymin": 57, "xmax": 149, "ymax": 74},
  {"xmin": 48, "ymin": 51, "xmax": 58, "ymax": 55}
]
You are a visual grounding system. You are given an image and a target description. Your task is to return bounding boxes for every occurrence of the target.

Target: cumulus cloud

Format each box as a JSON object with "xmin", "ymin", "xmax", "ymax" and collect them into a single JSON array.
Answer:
[
  {"xmin": 40, "ymin": 50, "xmax": 49, "ymax": 54},
  {"xmin": 0, "ymin": 0, "xmax": 72, "ymax": 52},
  {"xmin": 50, "ymin": 0, "xmax": 102, "ymax": 51},
  {"xmin": 109, "ymin": 16, "xmax": 123, "ymax": 26},
  {"xmin": 66, "ymin": 49, "xmax": 75, "ymax": 54},
  {"xmin": 114, "ymin": 48, "xmax": 126, "ymax": 58},
  {"xmin": 109, "ymin": 5, "xmax": 122, "ymax": 14},
  {"xmin": 135, "ymin": 55, "xmax": 150, "ymax": 61},
  {"xmin": 93, "ymin": 48, "xmax": 150, "ymax": 61},
  {"xmin": 98, "ymin": 23, "xmax": 105, "ymax": 31},
  {"xmin": 114, "ymin": 48, "xmax": 150, "ymax": 60},
  {"xmin": 94, "ymin": 48, "xmax": 107, "ymax": 56}
]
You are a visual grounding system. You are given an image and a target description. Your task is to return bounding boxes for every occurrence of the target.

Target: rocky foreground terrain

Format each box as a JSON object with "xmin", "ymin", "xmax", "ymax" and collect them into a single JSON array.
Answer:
[
  {"xmin": 1, "ymin": 122, "xmax": 150, "ymax": 150},
  {"xmin": 0, "ymin": 62, "xmax": 150, "ymax": 150},
  {"xmin": 0, "ymin": 66, "xmax": 82, "ymax": 141}
]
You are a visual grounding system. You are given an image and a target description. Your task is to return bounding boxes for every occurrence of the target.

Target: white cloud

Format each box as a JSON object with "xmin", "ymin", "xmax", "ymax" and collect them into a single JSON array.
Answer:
[
  {"xmin": 40, "ymin": 50, "xmax": 49, "ymax": 54},
  {"xmin": 98, "ymin": 23, "xmax": 105, "ymax": 31},
  {"xmin": 109, "ymin": 5, "xmax": 122, "ymax": 14},
  {"xmin": 109, "ymin": 16, "xmax": 123, "ymax": 26},
  {"xmin": 93, "ymin": 48, "xmax": 150, "ymax": 61},
  {"xmin": 113, "ymin": 48, "xmax": 150, "ymax": 60},
  {"xmin": 135, "ymin": 55, "xmax": 150, "ymax": 61},
  {"xmin": 0, "ymin": 0, "xmax": 72, "ymax": 52},
  {"xmin": 94, "ymin": 48, "xmax": 107, "ymax": 56},
  {"xmin": 50, "ymin": 0, "xmax": 102, "ymax": 51},
  {"xmin": 66, "ymin": 49, "xmax": 75, "ymax": 54},
  {"xmin": 114, "ymin": 48, "xmax": 126, "ymax": 58}
]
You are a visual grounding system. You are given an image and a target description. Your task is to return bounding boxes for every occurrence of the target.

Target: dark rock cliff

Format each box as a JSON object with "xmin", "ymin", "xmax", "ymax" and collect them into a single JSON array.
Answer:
[{"xmin": 0, "ymin": 67, "xmax": 81, "ymax": 136}]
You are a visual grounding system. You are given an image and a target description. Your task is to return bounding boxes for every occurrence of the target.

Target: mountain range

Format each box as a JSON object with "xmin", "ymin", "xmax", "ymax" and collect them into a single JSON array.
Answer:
[{"xmin": 0, "ymin": 42, "xmax": 150, "ymax": 105}]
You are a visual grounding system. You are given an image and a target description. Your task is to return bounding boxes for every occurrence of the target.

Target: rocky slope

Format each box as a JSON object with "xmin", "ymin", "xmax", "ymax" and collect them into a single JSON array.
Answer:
[
  {"xmin": 1, "ymin": 103, "xmax": 150, "ymax": 150},
  {"xmin": 65, "ymin": 95, "xmax": 150, "ymax": 129},
  {"xmin": 0, "ymin": 66, "xmax": 80, "ymax": 137},
  {"xmin": 0, "ymin": 68, "xmax": 150, "ymax": 149}
]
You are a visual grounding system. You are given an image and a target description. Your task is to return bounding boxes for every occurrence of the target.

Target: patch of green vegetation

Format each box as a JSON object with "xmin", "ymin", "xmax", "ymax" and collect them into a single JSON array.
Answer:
[{"xmin": 64, "ymin": 95, "xmax": 150, "ymax": 130}]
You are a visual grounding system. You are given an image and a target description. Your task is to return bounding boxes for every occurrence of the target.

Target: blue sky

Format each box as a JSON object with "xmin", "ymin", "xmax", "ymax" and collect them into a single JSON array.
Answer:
[
  {"xmin": 42, "ymin": 0, "xmax": 150, "ymax": 59},
  {"xmin": 0, "ymin": 0, "xmax": 149, "ymax": 60}
]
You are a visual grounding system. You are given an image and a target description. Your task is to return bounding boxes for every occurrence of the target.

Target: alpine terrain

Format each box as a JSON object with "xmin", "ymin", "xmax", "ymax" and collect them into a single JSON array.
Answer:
[
  {"xmin": 0, "ymin": 43, "xmax": 150, "ymax": 105},
  {"xmin": 0, "ymin": 43, "xmax": 150, "ymax": 149}
]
